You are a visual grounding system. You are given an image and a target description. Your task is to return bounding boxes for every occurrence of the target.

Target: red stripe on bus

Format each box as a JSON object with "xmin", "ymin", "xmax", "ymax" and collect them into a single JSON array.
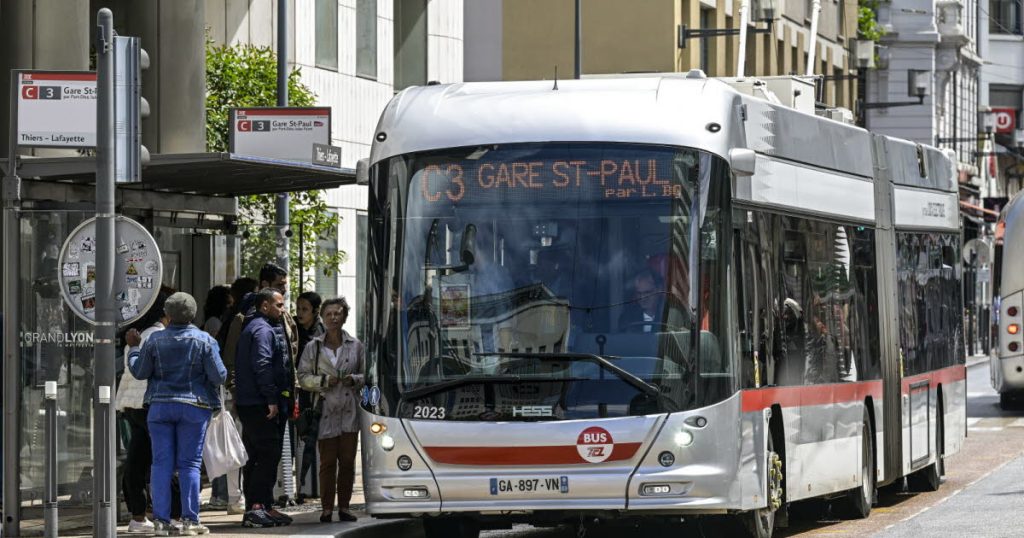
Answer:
[
  {"xmin": 901, "ymin": 364, "xmax": 966, "ymax": 393},
  {"xmin": 21, "ymin": 72, "xmax": 96, "ymax": 81},
  {"xmin": 423, "ymin": 443, "xmax": 643, "ymax": 466},
  {"xmin": 234, "ymin": 108, "xmax": 330, "ymax": 116},
  {"xmin": 741, "ymin": 380, "xmax": 883, "ymax": 413}
]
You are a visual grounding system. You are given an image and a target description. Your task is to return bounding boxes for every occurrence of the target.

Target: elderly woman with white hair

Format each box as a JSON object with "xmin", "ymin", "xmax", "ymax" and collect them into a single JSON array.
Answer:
[{"xmin": 127, "ymin": 292, "xmax": 227, "ymax": 536}]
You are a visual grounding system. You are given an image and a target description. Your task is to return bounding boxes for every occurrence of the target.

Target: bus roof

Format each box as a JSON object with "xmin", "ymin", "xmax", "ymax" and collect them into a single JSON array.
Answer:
[{"xmin": 370, "ymin": 76, "xmax": 745, "ymax": 164}]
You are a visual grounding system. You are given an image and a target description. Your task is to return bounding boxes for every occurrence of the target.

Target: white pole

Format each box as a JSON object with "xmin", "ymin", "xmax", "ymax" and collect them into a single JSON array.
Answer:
[
  {"xmin": 737, "ymin": 0, "xmax": 750, "ymax": 77},
  {"xmin": 806, "ymin": 0, "xmax": 822, "ymax": 76}
]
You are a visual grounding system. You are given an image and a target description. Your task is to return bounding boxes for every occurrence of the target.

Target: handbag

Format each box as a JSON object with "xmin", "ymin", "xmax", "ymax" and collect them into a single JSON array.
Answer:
[
  {"xmin": 203, "ymin": 386, "xmax": 248, "ymax": 478},
  {"xmin": 295, "ymin": 340, "xmax": 324, "ymax": 439}
]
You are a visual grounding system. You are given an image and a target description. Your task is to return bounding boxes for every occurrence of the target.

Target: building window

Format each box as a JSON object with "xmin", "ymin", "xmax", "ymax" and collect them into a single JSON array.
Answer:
[
  {"xmin": 700, "ymin": 8, "xmax": 712, "ymax": 73},
  {"xmin": 991, "ymin": 0, "xmax": 1023, "ymax": 34},
  {"xmin": 357, "ymin": 0, "xmax": 377, "ymax": 79},
  {"xmin": 316, "ymin": 212, "xmax": 339, "ymax": 299},
  {"xmin": 395, "ymin": 0, "xmax": 427, "ymax": 91},
  {"xmin": 316, "ymin": 0, "xmax": 339, "ymax": 70}
]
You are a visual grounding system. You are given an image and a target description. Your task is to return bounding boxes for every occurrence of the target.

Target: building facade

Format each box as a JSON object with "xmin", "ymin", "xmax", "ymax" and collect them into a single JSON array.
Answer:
[
  {"xmin": 865, "ymin": 0, "xmax": 983, "ymax": 192},
  {"xmin": 465, "ymin": 0, "xmax": 860, "ymax": 111},
  {"xmin": 207, "ymin": 0, "xmax": 465, "ymax": 336},
  {"xmin": 981, "ymin": 0, "xmax": 1024, "ymax": 200}
]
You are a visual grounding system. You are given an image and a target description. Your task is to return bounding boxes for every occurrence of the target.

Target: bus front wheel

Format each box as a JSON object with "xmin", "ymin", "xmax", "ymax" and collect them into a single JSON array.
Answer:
[{"xmin": 741, "ymin": 434, "xmax": 783, "ymax": 538}]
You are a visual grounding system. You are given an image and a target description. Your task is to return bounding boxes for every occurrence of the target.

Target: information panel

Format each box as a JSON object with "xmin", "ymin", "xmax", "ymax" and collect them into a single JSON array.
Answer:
[
  {"xmin": 57, "ymin": 217, "xmax": 163, "ymax": 326},
  {"xmin": 229, "ymin": 107, "xmax": 331, "ymax": 163},
  {"xmin": 16, "ymin": 71, "xmax": 97, "ymax": 148}
]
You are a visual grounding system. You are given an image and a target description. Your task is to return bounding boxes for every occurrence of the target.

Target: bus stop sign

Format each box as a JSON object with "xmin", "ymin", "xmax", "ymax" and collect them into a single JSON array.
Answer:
[{"xmin": 57, "ymin": 216, "xmax": 162, "ymax": 326}]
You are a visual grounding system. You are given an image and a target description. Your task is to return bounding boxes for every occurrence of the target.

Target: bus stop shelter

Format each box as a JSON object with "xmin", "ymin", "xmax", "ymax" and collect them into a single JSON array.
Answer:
[{"xmin": 0, "ymin": 152, "xmax": 354, "ymax": 535}]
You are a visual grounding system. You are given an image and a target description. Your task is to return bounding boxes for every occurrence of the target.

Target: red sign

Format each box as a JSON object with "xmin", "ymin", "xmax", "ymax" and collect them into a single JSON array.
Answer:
[
  {"xmin": 576, "ymin": 427, "xmax": 614, "ymax": 463},
  {"xmin": 993, "ymin": 108, "xmax": 1017, "ymax": 134}
]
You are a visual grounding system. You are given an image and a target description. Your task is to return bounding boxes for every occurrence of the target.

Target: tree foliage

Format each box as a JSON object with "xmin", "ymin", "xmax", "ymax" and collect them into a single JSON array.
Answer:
[
  {"xmin": 858, "ymin": 2, "xmax": 886, "ymax": 43},
  {"xmin": 206, "ymin": 40, "xmax": 345, "ymax": 297}
]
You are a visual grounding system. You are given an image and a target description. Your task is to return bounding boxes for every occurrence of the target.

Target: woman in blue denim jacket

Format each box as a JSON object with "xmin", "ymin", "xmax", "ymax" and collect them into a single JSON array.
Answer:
[{"xmin": 128, "ymin": 292, "xmax": 228, "ymax": 536}]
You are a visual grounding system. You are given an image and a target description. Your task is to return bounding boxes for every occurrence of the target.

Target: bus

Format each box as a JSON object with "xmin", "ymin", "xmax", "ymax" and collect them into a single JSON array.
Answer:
[
  {"xmin": 356, "ymin": 73, "xmax": 967, "ymax": 538},
  {"xmin": 994, "ymin": 192, "xmax": 1024, "ymax": 408}
]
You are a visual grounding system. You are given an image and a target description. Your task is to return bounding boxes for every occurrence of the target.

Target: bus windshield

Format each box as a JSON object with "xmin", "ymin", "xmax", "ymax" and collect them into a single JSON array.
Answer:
[{"xmin": 380, "ymin": 143, "xmax": 736, "ymax": 421}]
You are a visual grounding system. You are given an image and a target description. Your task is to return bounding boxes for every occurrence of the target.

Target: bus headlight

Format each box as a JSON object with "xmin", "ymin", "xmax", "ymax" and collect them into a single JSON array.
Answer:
[
  {"xmin": 674, "ymin": 430, "xmax": 694, "ymax": 447},
  {"xmin": 380, "ymin": 434, "xmax": 396, "ymax": 451}
]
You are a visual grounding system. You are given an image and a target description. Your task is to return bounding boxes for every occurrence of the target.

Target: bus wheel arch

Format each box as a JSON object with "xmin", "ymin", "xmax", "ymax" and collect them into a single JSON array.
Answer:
[{"xmin": 741, "ymin": 404, "xmax": 786, "ymax": 538}]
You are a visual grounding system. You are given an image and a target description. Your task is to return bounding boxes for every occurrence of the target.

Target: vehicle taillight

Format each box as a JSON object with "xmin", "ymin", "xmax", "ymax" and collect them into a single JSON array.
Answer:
[{"xmin": 1010, "ymin": 324, "xmax": 1020, "ymax": 335}]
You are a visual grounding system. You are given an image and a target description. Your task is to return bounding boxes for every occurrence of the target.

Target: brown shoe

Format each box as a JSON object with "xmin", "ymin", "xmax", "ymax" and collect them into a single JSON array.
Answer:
[{"xmin": 337, "ymin": 509, "xmax": 357, "ymax": 522}]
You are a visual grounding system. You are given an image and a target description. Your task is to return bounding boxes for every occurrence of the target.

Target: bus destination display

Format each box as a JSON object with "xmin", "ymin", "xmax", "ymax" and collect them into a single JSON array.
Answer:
[{"xmin": 415, "ymin": 150, "xmax": 687, "ymax": 204}]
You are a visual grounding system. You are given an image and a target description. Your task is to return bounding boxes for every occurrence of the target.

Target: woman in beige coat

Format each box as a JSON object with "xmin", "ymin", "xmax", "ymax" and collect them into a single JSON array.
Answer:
[{"xmin": 296, "ymin": 297, "xmax": 365, "ymax": 523}]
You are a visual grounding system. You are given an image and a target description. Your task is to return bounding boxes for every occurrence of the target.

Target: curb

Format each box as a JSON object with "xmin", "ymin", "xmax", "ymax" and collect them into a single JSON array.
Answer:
[
  {"xmin": 967, "ymin": 355, "xmax": 990, "ymax": 368},
  {"xmin": 336, "ymin": 518, "xmax": 420, "ymax": 538}
]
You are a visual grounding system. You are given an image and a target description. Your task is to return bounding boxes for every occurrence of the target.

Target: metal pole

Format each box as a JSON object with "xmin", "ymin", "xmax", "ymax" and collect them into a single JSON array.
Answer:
[
  {"xmin": 276, "ymin": 0, "xmax": 290, "ymax": 274},
  {"xmin": 93, "ymin": 9, "xmax": 117, "ymax": 537},
  {"xmin": 3, "ymin": 69, "xmax": 24, "ymax": 538},
  {"xmin": 44, "ymin": 381, "xmax": 58, "ymax": 538},
  {"xmin": 574, "ymin": 0, "xmax": 581, "ymax": 79},
  {"xmin": 298, "ymin": 221, "xmax": 304, "ymax": 292}
]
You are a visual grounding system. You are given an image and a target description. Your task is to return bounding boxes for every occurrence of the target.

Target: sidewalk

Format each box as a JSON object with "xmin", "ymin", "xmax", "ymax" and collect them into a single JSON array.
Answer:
[
  {"xmin": 125, "ymin": 508, "xmax": 420, "ymax": 538},
  {"xmin": 967, "ymin": 353, "xmax": 990, "ymax": 368}
]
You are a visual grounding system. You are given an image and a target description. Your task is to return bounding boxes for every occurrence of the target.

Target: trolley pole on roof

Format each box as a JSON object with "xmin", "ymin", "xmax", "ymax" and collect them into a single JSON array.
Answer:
[
  {"xmin": 93, "ymin": 8, "xmax": 118, "ymax": 536},
  {"xmin": 574, "ymin": 0, "xmax": 582, "ymax": 79},
  {"xmin": 276, "ymin": 0, "xmax": 290, "ymax": 277}
]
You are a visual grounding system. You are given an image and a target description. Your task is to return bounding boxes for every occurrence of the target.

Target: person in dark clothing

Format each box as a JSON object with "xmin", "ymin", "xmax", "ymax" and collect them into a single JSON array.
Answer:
[
  {"xmin": 235, "ymin": 288, "xmax": 293, "ymax": 528},
  {"xmin": 294, "ymin": 291, "xmax": 324, "ymax": 502},
  {"xmin": 618, "ymin": 269, "xmax": 666, "ymax": 333}
]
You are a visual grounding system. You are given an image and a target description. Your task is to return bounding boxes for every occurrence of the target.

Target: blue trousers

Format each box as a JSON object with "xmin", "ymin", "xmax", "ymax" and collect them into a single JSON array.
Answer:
[{"xmin": 147, "ymin": 402, "xmax": 212, "ymax": 523}]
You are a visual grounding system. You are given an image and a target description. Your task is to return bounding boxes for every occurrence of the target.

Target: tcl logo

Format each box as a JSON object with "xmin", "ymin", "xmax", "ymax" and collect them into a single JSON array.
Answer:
[{"xmin": 576, "ymin": 427, "xmax": 614, "ymax": 463}]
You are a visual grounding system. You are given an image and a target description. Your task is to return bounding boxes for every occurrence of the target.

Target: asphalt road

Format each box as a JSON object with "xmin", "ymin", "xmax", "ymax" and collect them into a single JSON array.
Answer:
[{"xmin": 478, "ymin": 358, "xmax": 1024, "ymax": 538}]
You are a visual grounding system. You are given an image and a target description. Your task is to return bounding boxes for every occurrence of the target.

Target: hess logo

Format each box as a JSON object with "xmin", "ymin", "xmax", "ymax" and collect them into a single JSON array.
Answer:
[{"xmin": 576, "ymin": 427, "xmax": 614, "ymax": 463}]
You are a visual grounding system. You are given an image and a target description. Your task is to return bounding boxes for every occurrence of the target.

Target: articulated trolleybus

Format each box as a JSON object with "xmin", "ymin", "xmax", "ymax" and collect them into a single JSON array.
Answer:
[{"xmin": 358, "ymin": 72, "xmax": 966, "ymax": 537}]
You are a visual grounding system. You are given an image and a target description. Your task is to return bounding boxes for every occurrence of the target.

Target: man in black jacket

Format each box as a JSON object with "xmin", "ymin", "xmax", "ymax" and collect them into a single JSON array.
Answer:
[{"xmin": 234, "ymin": 288, "xmax": 293, "ymax": 528}]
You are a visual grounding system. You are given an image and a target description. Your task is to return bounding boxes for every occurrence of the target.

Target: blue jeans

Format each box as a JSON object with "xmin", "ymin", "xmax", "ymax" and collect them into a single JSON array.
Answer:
[{"xmin": 148, "ymin": 402, "xmax": 212, "ymax": 523}]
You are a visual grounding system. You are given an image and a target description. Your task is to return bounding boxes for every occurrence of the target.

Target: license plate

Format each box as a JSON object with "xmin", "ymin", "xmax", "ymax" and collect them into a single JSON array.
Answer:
[{"xmin": 489, "ymin": 476, "xmax": 569, "ymax": 495}]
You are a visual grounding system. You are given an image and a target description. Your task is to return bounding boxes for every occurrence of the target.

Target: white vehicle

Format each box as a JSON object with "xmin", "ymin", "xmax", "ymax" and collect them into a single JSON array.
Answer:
[
  {"xmin": 994, "ymin": 193, "xmax": 1024, "ymax": 407},
  {"xmin": 357, "ymin": 72, "xmax": 966, "ymax": 538}
]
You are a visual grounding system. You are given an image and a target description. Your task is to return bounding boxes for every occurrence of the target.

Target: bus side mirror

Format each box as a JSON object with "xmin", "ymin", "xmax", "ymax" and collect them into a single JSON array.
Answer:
[
  {"xmin": 729, "ymin": 148, "xmax": 757, "ymax": 177},
  {"xmin": 356, "ymin": 158, "xmax": 370, "ymax": 185}
]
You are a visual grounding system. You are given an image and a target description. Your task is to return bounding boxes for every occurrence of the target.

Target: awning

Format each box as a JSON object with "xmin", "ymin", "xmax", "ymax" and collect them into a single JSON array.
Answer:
[{"xmin": 1, "ymin": 152, "xmax": 356, "ymax": 196}]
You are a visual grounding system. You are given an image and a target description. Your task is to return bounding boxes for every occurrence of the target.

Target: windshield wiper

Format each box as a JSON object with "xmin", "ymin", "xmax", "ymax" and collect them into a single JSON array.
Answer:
[
  {"xmin": 474, "ymin": 351, "xmax": 679, "ymax": 411},
  {"xmin": 401, "ymin": 374, "xmax": 584, "ymax": 402}
]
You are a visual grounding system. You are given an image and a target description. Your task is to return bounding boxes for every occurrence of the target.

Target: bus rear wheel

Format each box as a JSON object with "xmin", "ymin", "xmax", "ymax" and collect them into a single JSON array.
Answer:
[
  {"xmin": 422, "ymin": 517, "xmax": 480, "ymax": 538},
  {"xmin": 741, "ymin": 434, "xmax": 783, "ymax": 538}
]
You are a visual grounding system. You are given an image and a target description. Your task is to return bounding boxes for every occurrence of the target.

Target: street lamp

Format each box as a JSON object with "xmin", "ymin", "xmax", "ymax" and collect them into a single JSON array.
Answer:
[{"xmin": 859, "ymin": 69, "xmax": 929, "ymax": 111}]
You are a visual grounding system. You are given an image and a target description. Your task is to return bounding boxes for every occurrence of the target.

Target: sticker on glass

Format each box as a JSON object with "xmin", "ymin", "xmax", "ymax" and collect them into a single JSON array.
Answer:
[{"xmin": 62, "ymin": 262, "xmax": 80, "ymax": 277}]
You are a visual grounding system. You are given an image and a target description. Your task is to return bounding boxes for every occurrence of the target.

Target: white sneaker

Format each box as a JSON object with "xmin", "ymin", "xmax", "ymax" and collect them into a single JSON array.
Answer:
[
  {"xmin": 226, "ymin": 501, "xmax": 246, "ymax": 515},
  {"xmin": 153, "ymin": 520, "xmax": 178, "ymax": 536},
  {"xmin": 180, "ymin": 520, "xmax": 210, "ymax": 536},
  {"xmin": 128, "ymin": 518, "xmax": 155, "ymax": 533}
]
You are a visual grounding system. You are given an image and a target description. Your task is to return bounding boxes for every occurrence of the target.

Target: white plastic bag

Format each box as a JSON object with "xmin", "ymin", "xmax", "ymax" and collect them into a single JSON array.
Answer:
[{"xmin": 204, "ymin": 387, "xmax": 248, "ymax": 478}]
